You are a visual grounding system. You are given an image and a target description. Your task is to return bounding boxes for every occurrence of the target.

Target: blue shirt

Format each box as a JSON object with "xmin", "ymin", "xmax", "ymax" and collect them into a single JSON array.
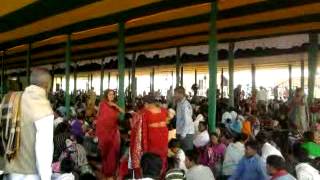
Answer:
[
  {"xmin": 229, "ymin": 154, "xmax": 268, "ymax": 180},
  {"xmin": 176, "ymin": 98, "xmax": 195, "ymax": 138}
]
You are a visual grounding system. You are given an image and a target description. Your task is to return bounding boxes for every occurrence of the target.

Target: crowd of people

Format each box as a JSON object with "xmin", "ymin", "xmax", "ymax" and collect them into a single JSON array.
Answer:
[{"xmin": 0, "ymin": 68, "xmax": 320, "ymax": 180}]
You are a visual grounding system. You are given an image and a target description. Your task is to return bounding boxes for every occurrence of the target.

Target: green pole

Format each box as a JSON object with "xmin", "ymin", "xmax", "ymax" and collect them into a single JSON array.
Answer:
[
  {"xmin": 152, "ymin": 67, "xmax": 155, "ymax": 93},
  {"xmin": 301, "ymin": 59, "xmax": 304, "ymax": 90},
  {"xmin": 289, "ymin": 64, "xmax": 292, "ymax": 97},
  {"xmin": 195, "ymin": 69, "xmax": 198, "ymax": 85},
  {"xmin": 181, "ymin": 66, "xmax": 184, "ymax": 87},
  {"xmin": 176, "ymin": 47, "xmax": 181, "ymax": 88},
  {"xmin": 132, "ymin": 53, "xmax": 137, "ymax": 104},
  {"xmin": 65, "ymin": 34, "xmax": 71, "ymax": 118},
  {"xmin": 208, "ymin": 1, "xmax": 218, "ymax": 133},
  {"xmin": 251, "ymin": 64, "xmax": 256, "ymax": 93},
  {"xmin": 26, "ymin": 43, "xmax": 31, "ymax": 85},
  {"xmin": 100, "ymin": 59, "xmax": 104, "ymax": 97},
  {"xmin": 150, "ymin": 71, "xmax": 152, "ymax": 93},
  {"xmin": 74, "ymin": 63, "xmax": 77, "ymax": 96},
  {"xmin": 228, "ymin": 42, "xmax": 235, "ymax": 107},
  {"xmin": 1, "ymin": 51, "xmax": 5, "ymax": 98},
  {"xmin": 118, "ymin": 21, "xmax": 126, "ymax": 114},
  {"xmin": 51, "ymin": 64, "xmax": 55, "ymax": 92},
  {"xmin": 221, "ymin": 68, "xmax": 224, "ymax": 99},
  {"xmin": 308, "ymin": 33, "xmax": 318, "ymax": 104},
  {"xmin": 90, "ymin": 74, "xmax": 93, "ymax": 89}
]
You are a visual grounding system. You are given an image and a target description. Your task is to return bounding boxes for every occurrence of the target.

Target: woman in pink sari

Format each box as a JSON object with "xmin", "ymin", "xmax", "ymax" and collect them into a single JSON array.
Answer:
[{"xmin": 96, "ymin": 90, "xmax": 124, "ymax": 180}]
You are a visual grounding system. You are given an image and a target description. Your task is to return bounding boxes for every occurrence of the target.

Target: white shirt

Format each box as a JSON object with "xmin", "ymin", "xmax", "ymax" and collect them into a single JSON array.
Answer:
[
  {"xmin": 7, "ymin": 115, "xmax": 54, "ymax": 180},
  {"xmin": 296, "ymin": 163, "xmax": 320, "ymax": 180},
  {"xmin": 222, "ymin": 112, "xmax": 232, "ymax": 124},
  {"xmin": 194, "ymin": 114, "xmax": 204, "ymax": 134},
  {"xmin": 175, "ymin": 149, "xmax": 187, "ymax": 173},
  {"xmin": 222, "ymin": 142, "xmax": 245, "ymax": 176},
  {"xmin": 261, "ymin": 142, "xmax": 283, "ymax": 163},
  {"xmin": 56, "ymin": 173, "xmax": 75, "ymax": 180},
  {"xmin": 186, "ymin": 165, "xmax": 215, "ymax": 180},
  {"xmin": 193, "ymin": 130, "xmax": 210, "ymax": 148}
]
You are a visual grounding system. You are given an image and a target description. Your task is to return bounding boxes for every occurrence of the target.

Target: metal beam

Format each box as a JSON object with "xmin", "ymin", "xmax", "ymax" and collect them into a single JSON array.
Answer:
[
  {"xmin": 118, "ymin": 21, "xmax": 126, "ymax": 114},
  {"xmin": 308, "ymin": 33, "xmax": 318, "ymax": 104},
  {"xmin": 208, "ymin": 1, "xmax": 218, "ymax": 133},
  {"xmin": 228, "ymin": 42, "xmax": 235, "ymax": 107},
  {"xmin": 65, "ymin": 34, "xmax": 71, "ymax": 118},
  {"xmin": 176, "ymin": 47, "xmax": 181, "ymax": 88},
  {"xmin": 26, "ymin": 43, "xmax": 31, "ymax": 85}
]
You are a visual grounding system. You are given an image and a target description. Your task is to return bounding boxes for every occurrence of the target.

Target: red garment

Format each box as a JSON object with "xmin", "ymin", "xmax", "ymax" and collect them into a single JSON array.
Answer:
[
  {"xmin": 142, "ymin": 108, "xmax": 169, "ymax": 176},
  {"xmin": 96, "ymin": 101, "xmax": 120, "ymax": 177},
  {"xmin": 271, "ymin": 170, "xmax": 289, "ymax": 180}
]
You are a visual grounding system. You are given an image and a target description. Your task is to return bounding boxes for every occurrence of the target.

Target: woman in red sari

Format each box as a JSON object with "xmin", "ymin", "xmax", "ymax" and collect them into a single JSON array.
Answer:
[
  {"xmin": 96, "ymin": 90, "xmax": 124, "ymax": 180},
  {"xmin": 142, "ymin": 95, "xmax": 169, "ymax": 176}
]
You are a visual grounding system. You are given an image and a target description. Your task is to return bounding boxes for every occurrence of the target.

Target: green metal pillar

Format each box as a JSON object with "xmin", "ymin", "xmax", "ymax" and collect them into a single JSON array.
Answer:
[
  {"xmin": 117, "ymin": 21, "xmax": 126, "ymax": 113},
  {"xmin": 65, "ymin": 34, "xmax": 71, "ymax": 118},
  {"xmin": 176, "ymin": 47, "xmax": 181, "ymax": 88},
  {"xmin": 74, "ymin": 63, "xmax": 77, "ymax": 96},
  {"xmin": 251, "ymin": 64, "xmax": 256, "ymax": 93},
  {"xmin": 308, "ymin": 33, "xmax": 318, "ymax": 104},
  {"xmin": 152, "ymin": 67, "xmax": 155, "ymax": 93},
  {"xmin": 228, "ymin": 42, "xmax": 235, "ymax": 107},
  {"xmin": 100, "ymin": 59, "xmax": 104, "ymax": 97},
  {"xmin": 26, "ymin": 43, "xmax": 31, "ymax": 85},
  {"xmin": 301, "ymin": 59, "xmax": 304, "ymax": 90},
  {"xmin": 221, "ymin": 68, "xmax": 224, "ymax": 99},
  {"xmin": 132, "ymin": 53, "xmax": 137, "ymax": 104},
  {"xmin": 51, "ymin": 64, "xmax": 55, "ymax": 92},
  {"xmin": 90, "ymin": 74, "xmax": 93, "ymax": 89},
  {"xmin": 208, "ymin": 1, "xmax": 218, "ymax": 133},
  {"xmin": 1, "ymin": 51, "xmax": 5, "ymax": 98},
  {"xmin": 181, "ymin": 66, "xmax": 184, "ymax": 87},
  {"xmin": 289, "ymin": 64, "xmax": 292, "ymax": 97},
  {"xmin": 195, "ymin": 69, "xmax": 198, "ymax": 85}
]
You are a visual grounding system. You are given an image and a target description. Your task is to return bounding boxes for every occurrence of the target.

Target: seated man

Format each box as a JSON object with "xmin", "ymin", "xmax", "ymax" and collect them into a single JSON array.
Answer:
[
  {"xmin": 266, "ymin": 155, "xmax": 296, "ymax": 180},
  {"xmin": 193, "ymin": 121, "xmax": 210, "ymax": 148},
  {"xmin": 302, "ymin": 131, "xmax": 320, "ymax": 159},
  {"xmin": 185, "ymin": 149, "xmax": 215, "ymax": 180}
]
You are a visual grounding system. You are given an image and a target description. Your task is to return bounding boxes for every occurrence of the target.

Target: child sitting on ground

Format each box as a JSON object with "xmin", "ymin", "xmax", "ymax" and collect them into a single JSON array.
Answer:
[{"xmin": 168, "ymin": 139, "xmax": 187, "ymax": 172}]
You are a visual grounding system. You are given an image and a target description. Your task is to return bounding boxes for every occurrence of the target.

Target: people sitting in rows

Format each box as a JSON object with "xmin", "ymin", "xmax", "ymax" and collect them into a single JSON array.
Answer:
[
  {"xmin": 266, "ymin": 155, "xmax": 296, "ymax": 180},
  {"xmin": 185, "ymin": 149, "xmax": 215, "ymax": 180},
  {"xmin": 229, "ymin": 140, "xmax": 268, "ymax": 180}
]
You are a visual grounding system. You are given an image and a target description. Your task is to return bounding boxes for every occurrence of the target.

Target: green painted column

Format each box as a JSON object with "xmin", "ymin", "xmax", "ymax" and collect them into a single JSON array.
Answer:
[
  {"xmin": 195, "ymin": 69, "xmax": 198, "ymax": 85},
  {"xmin": 301, "ymin": 59, "xmax": 304, "ymax": 90},
  {"xmin": 100, "ymin": 59, "xmax": 105, "ymax": 96},
  {"xmin": 251, "ymin": 64, "xmax": 256, "ymax": 93},
  {"xmin": 208, "ymin": 1, "xmax": 218, "ymax": 133},
  {"xmin": 131, "ymin": 53, "xmax": 137, "ymax": 104},
  {"xmin": 289, "ymin": 64, "xmax": 292, "ymax": 97},
  {"xmin": 152, "ymin": 67, "xmax": 155, "ymax": 93},
  {"xmin": 117, "ymin": 22, "xmax": 126, "ymax": 113},
  {"xmin": 221, "ymin": 68, "xmax": 224, "ymax": 99},
  {"xmin": 1, "ymin": 51, "xmax": 5, "ymax": 98},
  {"xmin": 176, "ymin": 47, "xmax": 181, "ymax": 88},
  {"xmin": 181, "ymin": 66, "xmax": 184, "ymax": 87},
  {"xmin": 228, "ymin": 42, "xmax": 235, "ymax": 107},
  {"xmin": 74, "ymin": 63, "xmax": 77, "ymax": 96},
  {"xmin": 51, "ymin": 64, "xmax": 55, "ymax": 92},
  {"xmin": 65, "ymin": 34, "xmax": 72, "ymax": 118},
  {"xmin": 108, "ymin": 72, "xmax": 111, "ymax": 89},
  {"xmin": 90, "ymin": 74, "xmax": 93, "ymax": 89},
  {"xmin": 26, "ymin": 43, "xmax": 31, "ymax": 85},
  {"xmin": 308, "ymin": 33, "xmax": 318, "ymax": 104}
]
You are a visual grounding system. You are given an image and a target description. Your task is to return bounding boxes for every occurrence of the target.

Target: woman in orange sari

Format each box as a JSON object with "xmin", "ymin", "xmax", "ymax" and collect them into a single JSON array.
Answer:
[{"xmin": 96, "ymin": 90, "xmax": 124, "ymax": 180}]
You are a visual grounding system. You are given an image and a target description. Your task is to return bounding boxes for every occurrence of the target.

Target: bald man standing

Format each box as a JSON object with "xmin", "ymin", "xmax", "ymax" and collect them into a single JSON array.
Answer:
[{"xmin": 5, "ymin": 68, "xmax": 54, "ymax": 180}]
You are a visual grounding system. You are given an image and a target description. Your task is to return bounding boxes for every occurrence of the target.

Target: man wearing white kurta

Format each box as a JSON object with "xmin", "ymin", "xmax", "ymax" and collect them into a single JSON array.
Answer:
[{"xmin": 5, "ymin": 69, "xmax": 54, "ymax": 180}]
